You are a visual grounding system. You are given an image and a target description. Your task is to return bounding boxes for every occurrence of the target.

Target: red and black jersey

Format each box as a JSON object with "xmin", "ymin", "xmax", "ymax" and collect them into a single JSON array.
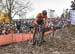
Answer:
[{"xmin": 36, "ymin": 13, "xmax": 48, "ymax": 22}]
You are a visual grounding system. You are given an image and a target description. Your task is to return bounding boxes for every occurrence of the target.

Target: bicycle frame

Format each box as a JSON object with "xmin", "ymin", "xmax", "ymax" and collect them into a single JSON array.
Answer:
[{"xmin": 32, "ymin": 23, "xmax": 44, "ymax": 46}]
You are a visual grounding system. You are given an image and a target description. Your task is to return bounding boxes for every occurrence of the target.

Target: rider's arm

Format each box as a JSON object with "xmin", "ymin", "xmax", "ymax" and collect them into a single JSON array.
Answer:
[
  {"xmin": 34, "ymin": 13, "xmax": 41, "ymax": 25},
  {"xmin": 34, "ymin": 14, "xmax": 39, "ymax": 25},
  {"xmin": 45, "ymin": 16, "xmax": 48, "ymax": 27},
  {"xmin": 34, "ymin": 18, "xmax": 38, "ymax": 25}
]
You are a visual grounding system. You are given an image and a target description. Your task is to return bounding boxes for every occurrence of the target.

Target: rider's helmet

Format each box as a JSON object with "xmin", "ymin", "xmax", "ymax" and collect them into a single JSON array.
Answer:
[{"xmin": 42, "ymin": 10, "xmax": 47, "ymax": 16}]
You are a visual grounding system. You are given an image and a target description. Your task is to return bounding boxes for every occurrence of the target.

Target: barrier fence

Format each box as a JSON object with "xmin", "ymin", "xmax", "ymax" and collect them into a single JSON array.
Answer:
[
  {"xmin": 0, "ymin": 30, "xmax": 54, "ymax": 46},
  {"xmin": 0, "ymin": 33, "xmax": 33, "ymax": 46}
]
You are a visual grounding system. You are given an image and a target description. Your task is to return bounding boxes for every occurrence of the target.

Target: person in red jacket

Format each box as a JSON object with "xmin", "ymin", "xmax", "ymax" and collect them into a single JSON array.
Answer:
[{"xmin": 32, "ymin": 10, "xmax": 48, "ymax": 45}]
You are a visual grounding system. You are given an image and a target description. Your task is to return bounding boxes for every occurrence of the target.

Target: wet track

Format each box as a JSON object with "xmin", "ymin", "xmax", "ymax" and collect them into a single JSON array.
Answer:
[{"xmin": 0, "ymin": 28, "xmax": 75, "ymax": 54}]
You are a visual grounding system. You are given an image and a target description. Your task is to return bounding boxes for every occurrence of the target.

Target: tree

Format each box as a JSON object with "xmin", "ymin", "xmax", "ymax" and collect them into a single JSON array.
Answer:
[{"xmin": 2, "ymin": 0, "xmax": 32, "ymax": 22}]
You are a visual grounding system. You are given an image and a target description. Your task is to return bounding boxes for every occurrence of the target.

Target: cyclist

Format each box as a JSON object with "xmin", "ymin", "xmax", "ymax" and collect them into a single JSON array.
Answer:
[{"xmin": 32, "ymin": 10, "xmax": 48, "ymax": 45}]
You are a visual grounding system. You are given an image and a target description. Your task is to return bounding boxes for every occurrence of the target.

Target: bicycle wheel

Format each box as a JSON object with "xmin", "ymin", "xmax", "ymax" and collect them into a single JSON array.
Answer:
[
  {"xmin": 36, "ymin": 25, "xmax": 43, "ymax": 46},
  {"xmin": 38, "ymin": 32, "xmax": 43, "ymax": 46},
  {"xmin": 32, "ymin": 24, "xmax": 44, "ymax": 46},
  {"xmin": 32, "ymin": 28, "xmax": 37, "ymax": 45}
]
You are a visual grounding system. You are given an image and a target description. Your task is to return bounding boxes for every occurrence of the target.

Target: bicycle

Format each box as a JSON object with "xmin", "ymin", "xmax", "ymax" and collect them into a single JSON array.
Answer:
[{"xmin": 32, "ymin": 23, "xmax": 45, "ymax": 46}]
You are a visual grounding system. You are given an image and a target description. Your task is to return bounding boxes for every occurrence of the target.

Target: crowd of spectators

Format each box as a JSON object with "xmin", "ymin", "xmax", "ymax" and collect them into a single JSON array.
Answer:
[
  {"xmin": 0, "ymin": 18, "xmax": 70, "ymax": 35},
  {"xmin": 0, "ymin": 20, "xmax": 34, "ymax": 35}
]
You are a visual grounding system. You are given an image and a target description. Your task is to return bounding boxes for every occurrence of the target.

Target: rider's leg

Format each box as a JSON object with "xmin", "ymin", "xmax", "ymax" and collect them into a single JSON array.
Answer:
[
  {"xmin": 32, "ymin": 32, "xmax": 36, "ymax": 45},
  {"xmin": 41, "ymin": 29, "xmax": 46, "ymax": 42},
  {"xmin": 32, "ymin": 26, "xmax": 37, "ymax": 45}
]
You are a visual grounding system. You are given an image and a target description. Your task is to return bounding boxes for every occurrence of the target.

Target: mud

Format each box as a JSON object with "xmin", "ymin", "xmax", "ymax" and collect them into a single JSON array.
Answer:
[{"xmin": 0, "ymin": 28, "xmax": 75, "ymax": 54}]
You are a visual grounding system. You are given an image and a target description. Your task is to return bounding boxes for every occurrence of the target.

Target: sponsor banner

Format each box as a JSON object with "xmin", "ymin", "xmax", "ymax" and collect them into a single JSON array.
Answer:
[{"xmin": 70, "ymin": 10, "xmax": 75, "ymax": 25}]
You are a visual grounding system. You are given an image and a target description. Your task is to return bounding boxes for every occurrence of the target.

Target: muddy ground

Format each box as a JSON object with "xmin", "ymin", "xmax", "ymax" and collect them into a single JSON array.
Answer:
[{"xmin": 0, "ymin": 28, "xmax": 75, "ymax": 54}]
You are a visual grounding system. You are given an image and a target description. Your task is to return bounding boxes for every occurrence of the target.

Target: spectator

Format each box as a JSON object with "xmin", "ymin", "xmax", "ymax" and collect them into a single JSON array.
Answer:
[{"xmin": 16, "ymin": 21, "xmax": 21, "ymax": 33}]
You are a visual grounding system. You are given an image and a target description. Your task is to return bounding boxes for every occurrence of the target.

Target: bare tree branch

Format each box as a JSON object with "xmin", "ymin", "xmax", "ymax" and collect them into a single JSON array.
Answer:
[
  {"xmin": 6, "ymin": 0, "xmax": 9, "ymax": 10},
  {"xmin": 12, "ymin": 6, "xmax": 28, "ymax": 18},
  {"xmin": 2, "ymin": 0, "xmax": 33, "ymax": 21},
  {"xmin": 12, "ymin": 1, "xmax": 31, "ymax": 18}
]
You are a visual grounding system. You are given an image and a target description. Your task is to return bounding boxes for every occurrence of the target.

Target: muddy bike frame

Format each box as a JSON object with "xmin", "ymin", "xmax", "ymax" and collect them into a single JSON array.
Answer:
[{"xmin": 32, "ymin": 23, "xmax": 45, "ymax": 46}]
